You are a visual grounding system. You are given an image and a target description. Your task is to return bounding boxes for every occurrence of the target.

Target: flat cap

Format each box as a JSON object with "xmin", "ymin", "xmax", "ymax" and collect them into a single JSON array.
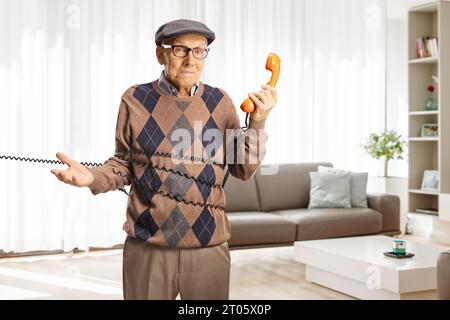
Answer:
[{"xmin": 155, "ymin": 19, "xmax": 215, "ymax": 46}]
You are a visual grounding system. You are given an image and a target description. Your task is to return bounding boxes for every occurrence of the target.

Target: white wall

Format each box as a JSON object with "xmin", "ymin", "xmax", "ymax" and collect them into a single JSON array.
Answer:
[
  {"xmin": 386, "ymin": 19, "xmax": 408, "ymax": 177},
  {"xmin": 387, "ymin": 0, "xmax": 435, "ymax": 20}
]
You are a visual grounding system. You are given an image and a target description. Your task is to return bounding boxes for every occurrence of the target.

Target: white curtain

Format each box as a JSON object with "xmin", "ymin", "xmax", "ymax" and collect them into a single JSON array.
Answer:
[{"xmin": 0, "ymin": 0, "xmax": 386, "ymax": 253}]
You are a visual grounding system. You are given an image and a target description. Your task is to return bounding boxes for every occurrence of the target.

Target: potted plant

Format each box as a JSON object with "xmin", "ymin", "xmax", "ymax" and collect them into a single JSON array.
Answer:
[
  {"xmin": 363, "ymin": 130, "xmax": 408, "ymax": 233},
  {"xmin": 363, "ymin": 129, "xmax": 407, "ymax": 178}
]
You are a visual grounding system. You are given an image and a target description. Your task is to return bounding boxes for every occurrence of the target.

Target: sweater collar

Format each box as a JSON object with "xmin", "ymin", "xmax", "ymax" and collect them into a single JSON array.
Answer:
[{"xmin": 158, "ymin": 70, "xmax": 199, "ymax": 97}]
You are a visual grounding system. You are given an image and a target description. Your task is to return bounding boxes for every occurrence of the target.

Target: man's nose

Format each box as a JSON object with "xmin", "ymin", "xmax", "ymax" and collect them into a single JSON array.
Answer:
[{"xmin": 183, "ymin": 50, "xmax": 195, "ymax": 64}]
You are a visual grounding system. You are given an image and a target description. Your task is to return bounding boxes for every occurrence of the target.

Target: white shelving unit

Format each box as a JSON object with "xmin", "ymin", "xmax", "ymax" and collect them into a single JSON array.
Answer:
[
  {"xmin": 409, "ymin": 57, "xmax": 439, "ymax": 64},
  {"xmin": 408, "ymin": 1, "xmax": 450, "ymax": 222}
]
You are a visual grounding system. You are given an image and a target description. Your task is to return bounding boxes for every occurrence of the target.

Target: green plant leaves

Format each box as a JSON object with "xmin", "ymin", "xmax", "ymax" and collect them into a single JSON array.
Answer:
[{"xmin": 362, "ymin": 130, "xmax": 406, "ymax": 161}]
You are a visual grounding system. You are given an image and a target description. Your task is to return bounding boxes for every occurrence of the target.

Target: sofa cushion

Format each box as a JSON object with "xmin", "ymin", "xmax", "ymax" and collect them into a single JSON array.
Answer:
[
  {"xmin": 254, "ymin": 162, "xmax": 333, "ymax": 212},
  {"xmin": 318, "ymin": 166, "xmax": 369, "ymax": 208},
  {"xmin": 272, "ymin": 208, "xmax": 382, "ymax": 240},
  {"xmin": 224, "ymin": 174, "xmax": 260, "ymax": 212},
  {"xmin": 226, "ymin": 211, "xmax": 297, "ymax": 247},
  {"xmin": 308, "ymin": 171, "xmax": 351, "ymax": 208}
]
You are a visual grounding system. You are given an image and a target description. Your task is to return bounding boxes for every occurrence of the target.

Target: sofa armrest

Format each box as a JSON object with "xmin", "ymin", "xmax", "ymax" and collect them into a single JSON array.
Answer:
[
  {"xmin": 367, "ymin": 192, "xmax": 400, "ymax": 233},
  {"xmin": 438, "ymin": 250, "xmax": 450, "ymax": 300}
]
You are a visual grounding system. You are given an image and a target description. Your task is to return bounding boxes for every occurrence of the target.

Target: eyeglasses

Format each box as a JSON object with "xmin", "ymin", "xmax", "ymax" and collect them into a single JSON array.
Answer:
[{"xmin": 161, "ymin": 44, "xmax": 210, "ymax": 59}]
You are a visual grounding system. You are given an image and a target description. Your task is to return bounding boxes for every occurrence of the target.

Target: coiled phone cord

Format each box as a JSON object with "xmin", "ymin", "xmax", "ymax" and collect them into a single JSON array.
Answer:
[
  {"xmin": 0, "ymin": 117, "xmax": 248, "ymax": 193},
  {"xmin": 221, "ymin": 113, "xmax": 250, "ymax": 188},
  {"xmin": 0, "ymin": 154, "xmax": 129, "ymax": 195}
]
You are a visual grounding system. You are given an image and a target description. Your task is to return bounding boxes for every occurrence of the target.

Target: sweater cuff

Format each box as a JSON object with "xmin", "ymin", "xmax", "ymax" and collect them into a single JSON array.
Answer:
[
  {"xmin": 248, "ymin": 118, "xmax": 266, "ymax": 130},
  {"xmin": 86, "ymin": 167, "xmax": 102, "ymax": 195}
]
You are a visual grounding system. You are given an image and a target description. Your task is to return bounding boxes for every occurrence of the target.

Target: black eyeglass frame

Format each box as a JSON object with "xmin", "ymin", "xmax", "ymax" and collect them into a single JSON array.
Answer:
[{"xmin": 160, "ymin": 44, "xmax": 210, "ymax": 59}]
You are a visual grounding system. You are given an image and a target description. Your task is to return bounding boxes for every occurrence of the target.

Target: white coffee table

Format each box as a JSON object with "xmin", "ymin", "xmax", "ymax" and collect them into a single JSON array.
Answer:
[{"xmin": 294, "ymin": 235, "xmax": 446, "ymax": 300}]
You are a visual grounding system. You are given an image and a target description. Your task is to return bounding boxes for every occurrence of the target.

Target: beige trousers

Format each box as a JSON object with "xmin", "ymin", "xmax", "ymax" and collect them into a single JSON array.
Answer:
[{"xmin": 122, "ymin": 236, "xmax": 231, "ymax": 300}]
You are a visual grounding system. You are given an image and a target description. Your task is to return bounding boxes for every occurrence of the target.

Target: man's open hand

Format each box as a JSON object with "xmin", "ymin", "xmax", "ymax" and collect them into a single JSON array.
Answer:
[{"xmin": 50, "ymin": 152, "xmax": 94, "ymax": 187}]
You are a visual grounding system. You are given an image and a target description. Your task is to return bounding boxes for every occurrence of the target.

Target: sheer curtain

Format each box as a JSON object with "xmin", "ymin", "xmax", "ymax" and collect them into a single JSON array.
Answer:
[{"xmin": 0, "ymin": 0, "xmax": 386, "ymax": 253}]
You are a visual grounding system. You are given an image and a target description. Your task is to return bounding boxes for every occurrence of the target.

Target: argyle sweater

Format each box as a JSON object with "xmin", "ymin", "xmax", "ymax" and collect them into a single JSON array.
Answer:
[{"xmin": 87, "ymin": 80, "xmax": 268, "ymax": 248}]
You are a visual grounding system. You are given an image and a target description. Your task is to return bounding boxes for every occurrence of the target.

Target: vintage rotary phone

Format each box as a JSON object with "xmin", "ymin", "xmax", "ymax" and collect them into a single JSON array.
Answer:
[{"xmin": 1, "ymin": 53, "xmax": 281, "ymax": 191}]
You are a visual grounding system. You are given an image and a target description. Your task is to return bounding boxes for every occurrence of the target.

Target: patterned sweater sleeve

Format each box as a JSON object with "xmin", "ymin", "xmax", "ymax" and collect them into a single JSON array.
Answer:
[
  {"xmin": 223, "ymin": 91, "xmax": 268, "ymax": 181},
  {"xmin": 86, "ymin": 95, "xmax": 132, "ymax": 195}
]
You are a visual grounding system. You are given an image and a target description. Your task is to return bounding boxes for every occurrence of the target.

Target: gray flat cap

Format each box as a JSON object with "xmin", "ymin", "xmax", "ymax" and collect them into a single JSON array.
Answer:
[{"xmin": 155, "ymin": 19, "xmax": 215, "ymax": 46}]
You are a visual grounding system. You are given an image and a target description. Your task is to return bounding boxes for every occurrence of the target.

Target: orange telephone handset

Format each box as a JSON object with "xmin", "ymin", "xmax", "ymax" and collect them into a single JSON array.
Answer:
[{"xmin": 240, "ymin": 53, "xmax": 281, "ymax": 113}]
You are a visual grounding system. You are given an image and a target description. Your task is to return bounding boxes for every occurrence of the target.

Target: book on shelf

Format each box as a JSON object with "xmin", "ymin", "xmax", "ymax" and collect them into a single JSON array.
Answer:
[
  {"xmin": 415, "ymin": 208, "xmax": 438, "ymax": 215},
  {"xmin": 416, "ymin": 37, "xmax": 439, "ymax": 58}
]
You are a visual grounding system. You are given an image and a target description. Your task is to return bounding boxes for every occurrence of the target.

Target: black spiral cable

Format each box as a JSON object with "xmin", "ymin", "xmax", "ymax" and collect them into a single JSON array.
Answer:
[
  {"xmin": 0, "ymin": 154, "xmax": 102, "ymax": 167},
  {"xmin": 0, "ymin": 154, "xmax": 129, "ymax": 196},
  {"xmin": 0, "ymin": 118, "xmax": 248, "ymax": 195},
  {"xmin": 0, "ymin": 151, "xmax": 230, "ymax": 196},
  {"xmin": 244, "ymin": 112, "xmax": 250, "ymax": 130},
  {"xmin": 221, "ymin": 114, "xmax": 248, "ymax": 188},
  {"xmin": 134, "ymin": 176, "xmax": 225, "ymax": 210},
  {"xmin": 152, "ymin": 163, "xmax": 223, "ymax": 188},
  {"xmin": 151, "ymin": 151, "xmax": 226, "ymax": 168}
]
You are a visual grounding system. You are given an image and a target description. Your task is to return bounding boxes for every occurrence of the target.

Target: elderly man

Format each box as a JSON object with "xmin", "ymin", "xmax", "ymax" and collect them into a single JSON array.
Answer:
[{"xmin": 50, "ymin": 19, "xmax": 276, "ymax": 300}]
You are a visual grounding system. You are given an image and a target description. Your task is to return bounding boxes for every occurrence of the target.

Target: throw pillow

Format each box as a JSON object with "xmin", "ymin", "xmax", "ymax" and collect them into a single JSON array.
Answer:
[
  {"xmin": 308, "ymin": 171, "xmax": 351, "ymax": 208},
  {"xmin": 318, "ymin": 166, "xmax": 368, "ymax": 208}
]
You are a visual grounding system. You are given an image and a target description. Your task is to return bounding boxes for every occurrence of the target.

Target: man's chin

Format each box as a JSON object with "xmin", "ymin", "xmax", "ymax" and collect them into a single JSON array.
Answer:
[{"xmin": 180, "ymin": 79, "xmax": 199, "ymax": 87}]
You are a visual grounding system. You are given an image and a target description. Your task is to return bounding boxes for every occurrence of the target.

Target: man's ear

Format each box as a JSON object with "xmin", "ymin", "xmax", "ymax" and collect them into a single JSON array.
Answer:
[{"xmin": 156, "ymin": 46, "xmax": 165, "ymax": 65}]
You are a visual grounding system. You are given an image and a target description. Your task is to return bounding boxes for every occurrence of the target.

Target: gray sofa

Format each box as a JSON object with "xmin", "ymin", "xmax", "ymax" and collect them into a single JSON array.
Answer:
[{"xmin": 224, "ymin": 162, "xmax": 401, "ymax": 249}]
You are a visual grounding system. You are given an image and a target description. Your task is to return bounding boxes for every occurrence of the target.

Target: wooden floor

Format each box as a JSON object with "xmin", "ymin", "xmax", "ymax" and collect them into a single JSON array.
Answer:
[{"xmin": 0, "ymin": 245, "xmax": 353, "ymax": 300}]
